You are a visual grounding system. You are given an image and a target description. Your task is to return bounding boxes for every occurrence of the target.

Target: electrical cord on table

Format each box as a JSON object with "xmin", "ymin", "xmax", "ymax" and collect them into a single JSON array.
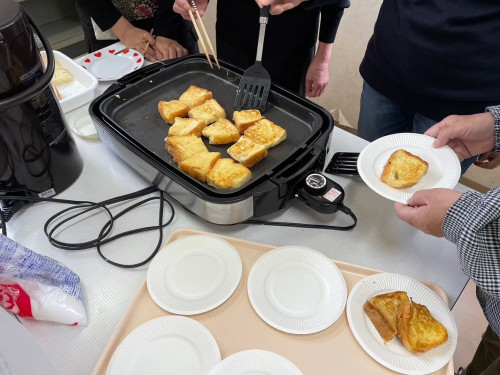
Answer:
[
  {"xmin": 245, "ymin": 204, "xmax": 357, "ymax": 230},
  {"xmin": 0, "ymin": 186, "xmax": 175, "ymax": 268}
]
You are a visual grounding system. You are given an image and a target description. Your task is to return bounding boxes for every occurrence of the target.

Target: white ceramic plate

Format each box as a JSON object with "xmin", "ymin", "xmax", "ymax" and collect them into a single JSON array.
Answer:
[
  {"xmin": 357, "ymin": 133, "xmax": 461, "ymax": 203},
  {"xmin": 346, "ymin": 273, "xmax": 457, "ymax": 375},
  {"xmin": 147, "ymin": 235, "xmax": 242, "ymax": 315},
  {"xmin": 107, "ymin": 316, "xmax": 221, "ymax": 375},
  {"xmin": 80, "ymin": 48, "xmax": 144, "ymax": 81},
  {"xmin": 208, "ymin": 350, "xmax": 303, "ymax": 375},
  {"xmin": 247, "ymin": 246, "xmax": 347, "ymax": 334}
]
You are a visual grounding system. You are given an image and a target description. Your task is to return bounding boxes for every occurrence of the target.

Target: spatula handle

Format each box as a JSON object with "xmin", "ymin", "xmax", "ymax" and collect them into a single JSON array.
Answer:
[{"xmin": 256, "ymin": 6, "xmax": 269, "ymax": 62}]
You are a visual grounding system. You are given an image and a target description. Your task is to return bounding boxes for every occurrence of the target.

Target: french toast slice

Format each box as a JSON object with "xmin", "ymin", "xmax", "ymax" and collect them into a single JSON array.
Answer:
[
  {"xmin": 397, "ymin": 301, "xmax": 448, "ymax": 353},
  {"xmin": 179, "ymin": 85, "xmax": 213, "ymax": 109},
  {"xmin": 207, "ymin": 158, "xmax": 252, "ymax": 190},
  {"xmin": 363, "ymin": 291, "xmax": 410, "ymax": 342},
  {"xmin": 381, "ymin": 149, "xmax": 429, "ymax": 188},
  {"xmin": 188, "ymin": 99, "xmax": 226, "ymax": 125},
  {"xmin": 165, "ymin": 135, "xmax": 208, "ymax": 163},
  {"xmin": 179, "ymin": 152, "xmax": 221, "ymax": 182},
  {"xmin": 168, "ymin": 117, "xmax": 206, "ymax": 137},
  {"xmin": 244, "ymin": 118, "xmax": 287, "ymax": 149},
  {"xmin": 227, "ymin": 135, "xmax": 268, "ymax": 168},
  {"xmin": 158, "ymin": 100, "xmax": 190, "ymax": 124},
  {"xmin": 232, "ymin": 109, "xmax": 263, "ymax": 133},
  {"xmin": 202, "ymin": 118, "xmax": 240, "ymax": 144}
]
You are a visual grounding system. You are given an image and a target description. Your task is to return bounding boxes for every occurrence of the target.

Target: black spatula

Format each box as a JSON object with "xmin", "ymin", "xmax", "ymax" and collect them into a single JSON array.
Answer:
[{"xmin": 233, "ymin": 6, "xmax": 271, "ymax": 113}]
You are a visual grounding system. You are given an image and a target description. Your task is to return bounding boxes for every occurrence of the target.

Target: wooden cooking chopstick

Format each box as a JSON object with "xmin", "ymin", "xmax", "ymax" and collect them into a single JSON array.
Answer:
[
  {"xmin": 188, "ymin": 8, "xmax": 213, "ymax": 69},
  {"xmin": 192, "ymin": 8, "xmax": 220, "ymax": 69}
]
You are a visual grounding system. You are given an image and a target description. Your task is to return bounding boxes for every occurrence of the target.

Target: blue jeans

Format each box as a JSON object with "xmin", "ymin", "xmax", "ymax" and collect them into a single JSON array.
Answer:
[{"xmin": 357, "ymin": 81, "xmax": 476, "ymax": 175}]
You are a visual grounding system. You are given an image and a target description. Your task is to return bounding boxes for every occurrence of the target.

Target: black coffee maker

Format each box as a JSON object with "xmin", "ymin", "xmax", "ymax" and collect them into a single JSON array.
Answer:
[{"xmin": 0, "ymin": 0, "xmax": 83, "ymax": 221}]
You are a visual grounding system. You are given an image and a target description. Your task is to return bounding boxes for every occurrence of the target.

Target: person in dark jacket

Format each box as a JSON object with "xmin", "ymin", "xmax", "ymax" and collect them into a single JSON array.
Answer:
[
  {"xmin": 76, "ymin": 0, "xmax": 198, "ymax": 61},
  {"xmin": 357, "ymin": 0, "xmax": 500, "ymax": 174},
  {"xmin": 173, "ymin": 0, "xmax": 350, "ymax": 97}
]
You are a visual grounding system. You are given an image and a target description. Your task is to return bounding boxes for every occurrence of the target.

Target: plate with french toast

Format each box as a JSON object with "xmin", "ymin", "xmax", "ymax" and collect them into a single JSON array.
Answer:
[
  {"xmin": 346, "ymin": 273, "xmax": 457, "ymax": 375},
  {"xmin": 357, "ymin": 133, "xmax": 461, "ymax": 203}
]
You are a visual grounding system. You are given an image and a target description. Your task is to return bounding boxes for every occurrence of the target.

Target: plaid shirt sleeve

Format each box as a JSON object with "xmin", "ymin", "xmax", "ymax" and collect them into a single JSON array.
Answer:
[
  {"xmin": 486, "ymin": 105, "xmax": 500, "ymax": 155},
  {"xmin": 443, "ymin": 188, "xmax": 500, "ymax": 337}
]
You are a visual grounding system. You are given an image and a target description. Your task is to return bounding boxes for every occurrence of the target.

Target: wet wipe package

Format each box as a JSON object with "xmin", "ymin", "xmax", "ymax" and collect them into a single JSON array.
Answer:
[{"xmin": 0, "ymin": 234, "xmax": 87, "ymax": 326}]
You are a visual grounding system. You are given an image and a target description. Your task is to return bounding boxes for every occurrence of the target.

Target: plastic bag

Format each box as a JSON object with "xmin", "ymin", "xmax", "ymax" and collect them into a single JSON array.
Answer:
[{"xmin": 0, "ymin": 234, "xmax": 88, "ymax": 326}]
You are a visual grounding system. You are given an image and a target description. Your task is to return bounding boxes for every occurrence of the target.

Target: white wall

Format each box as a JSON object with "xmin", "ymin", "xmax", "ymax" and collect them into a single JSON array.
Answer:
[{"xmin": 201, "ymin": 0, "xmax": 383, "ymax": 129}]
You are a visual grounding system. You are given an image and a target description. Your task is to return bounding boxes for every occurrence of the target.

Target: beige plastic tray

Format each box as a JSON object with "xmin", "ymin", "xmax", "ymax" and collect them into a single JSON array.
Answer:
[{"xmin": 92, "ymin": 229, "xmax": 453, "ymax": 375}]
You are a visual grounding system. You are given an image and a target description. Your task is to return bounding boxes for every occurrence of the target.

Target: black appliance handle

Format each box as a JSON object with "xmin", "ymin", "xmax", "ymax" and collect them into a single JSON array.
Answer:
[
  {"xmin": 271, "ymin": 145, "xmax": 324, "ymax": 188},
  {"xmin": 0, "ymin": 12, "xmax": 55, "ymax": 110},
  {"xmin": 116, "ymin": 57, "xmax": 184, "ymax": 87}
]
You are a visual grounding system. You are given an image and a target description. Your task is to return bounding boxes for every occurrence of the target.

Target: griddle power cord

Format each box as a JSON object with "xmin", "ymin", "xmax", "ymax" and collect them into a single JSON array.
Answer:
[
  {"xmin": 246, "ymin": 204, "xmax": 357, "ymax": 230},
  {"xmin": 0, "ymin": 186, "xmax": 175, "ymax": 268}
]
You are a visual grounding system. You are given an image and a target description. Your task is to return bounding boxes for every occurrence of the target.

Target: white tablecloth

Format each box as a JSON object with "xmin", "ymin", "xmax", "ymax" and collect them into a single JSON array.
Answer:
[{"xmin": 3, "ymin": 64, "xmax": 470, "ymax": 374}]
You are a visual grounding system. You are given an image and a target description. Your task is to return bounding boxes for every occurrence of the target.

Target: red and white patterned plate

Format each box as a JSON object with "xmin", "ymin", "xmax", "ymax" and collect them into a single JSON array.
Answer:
[{"xmin": 79, "ymin": 48, "xmax": 144, "ymax": 81}]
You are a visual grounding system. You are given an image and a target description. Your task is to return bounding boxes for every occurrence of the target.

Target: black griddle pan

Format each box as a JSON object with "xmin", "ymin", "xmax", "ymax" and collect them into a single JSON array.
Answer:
[{"xmin": 96, "ymin": 56, "xmax": 332, "ymax": 196}]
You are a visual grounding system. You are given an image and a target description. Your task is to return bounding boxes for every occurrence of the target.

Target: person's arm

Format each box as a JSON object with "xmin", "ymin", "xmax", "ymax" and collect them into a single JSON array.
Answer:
[
  {"xmin": 256, "ymin": 0, "xmax": 350, "ymax": 15},
  {"xmin": 173, "ymin": 0, "xmax": 209, "ymax": 20},
  {"xmin": 304, "ymin": 6, "xmax": 344, "ymax": 97},
  {"xmin": 153, "ymin": 0, "xmax": 191, "ymax": 59},
  {"xmin": 77, "ymin": 0, "xmax": 121, "ymax": 31},
  {"xmin": 475, "ymin": 106, "xmax": 500, "ymax": 169},
  {"xmin": 442, "ymin": 188, "xmax": 500, "ymax": 299}
]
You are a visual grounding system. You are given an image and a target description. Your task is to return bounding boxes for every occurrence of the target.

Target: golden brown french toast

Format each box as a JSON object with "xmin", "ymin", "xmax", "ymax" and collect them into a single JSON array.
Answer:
[
  {"xmin": 179, "ymin": 85, "xmax": 212, "ymax": 109},
  {"xmin": 363, "ymin": 291, "xmax": 410, "ymax": 342},
  {"xmin": 207, "ymin": 158, "xmax": 252, "ymax": 190},
  {"xmin": 168, "ymin": 117, "xmax": 206, "ymax": 137},
  {"xmin": 397, "ymin": 301, "xmax": 448, "ymax": 353},
  {"xmin": 179, "ymin": 152, "xmax": 221, "ymax": 182},
  {"xmin": 244, "ymin": 118, "xmax": 287, "ymax": 149},
  {"xmin": 188, "ymin": 99, "xmax": 226, "ymax": 125},
  {"xmin": 227, "ymin": 135, "xmax": 268, "ymax": 168},
  {"xmin": 381, "ymin": 149, "xmax": 429, "ymax": 188},
  {"xmin": 165, "ymin": 135, "xmax": 208, "ymax": 163},
  {"xmin": 158, "ymin": 100, "xmax": 190, "ymax": 124},
  {"xmin": 232, "ymin": 109, "xmax": 263, "ymax": 133},
  {"xmin": 202, "ymin": 118, "xmax": 240, "ymax": 145}
]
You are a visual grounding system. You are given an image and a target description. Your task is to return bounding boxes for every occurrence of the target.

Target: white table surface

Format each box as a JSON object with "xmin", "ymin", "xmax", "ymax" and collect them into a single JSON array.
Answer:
[{"xmin": 3, "ymin": 55, "xmax": 471, "ymax": 374}]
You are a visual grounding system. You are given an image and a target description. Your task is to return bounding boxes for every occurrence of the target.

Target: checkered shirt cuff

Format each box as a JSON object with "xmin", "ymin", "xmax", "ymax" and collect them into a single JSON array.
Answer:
[
  {"xmin": 486, "ymin": 105, "xmax": 500, "ymax": 155},
  {"xmin": 442, "ymin": 191, "xmax": 483, "ymax": 243}
]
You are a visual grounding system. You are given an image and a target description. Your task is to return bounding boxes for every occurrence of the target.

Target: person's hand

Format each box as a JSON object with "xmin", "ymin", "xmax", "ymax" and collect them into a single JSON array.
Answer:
[
  {"xmin": 112, "ymin": 17, "xmax": 156, "ymax": 61},
  {"xmin": 425, "ymin": 112, "xmax": 496, "ymax": 161},
  {"xmin": 394, "ymin": 189, "xmax": 463, "ymax": 237},
  {"xmin": 305, "ymin": 42, "xmax": 332, "ymax": 97},
  {"xmin": 475, "ymin": 150, "xmax": 500, "ymax": 169},
  {"xmin": 256, "ymin": 0, "xmax": 310, "ymax": 15},
  {"xmin": 173, "ymin": 0, "xmax": 209, "ymax": 20},
  {"xmin": 154, "ymin": 36, "xmax": 188, "ymax": 60}
]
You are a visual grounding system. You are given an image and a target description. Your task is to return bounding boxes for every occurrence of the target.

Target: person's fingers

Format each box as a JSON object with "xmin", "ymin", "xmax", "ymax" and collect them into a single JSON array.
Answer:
[
  {"xmin": 405, "ymin": 190, "xmax": 430, "ymax": 207},
  {"xmin": 393, "ymin": 201, "xmax": 418, "ymax": 222},
  {"xmin": 142, "ymin": 31, "xmax": 156, "ymax": 46}
]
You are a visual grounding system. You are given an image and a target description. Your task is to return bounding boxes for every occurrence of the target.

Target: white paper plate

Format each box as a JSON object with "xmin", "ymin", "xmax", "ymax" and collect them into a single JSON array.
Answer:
[
  {"xmin": 208, "ymin": 350, "xmax": 303, "ymax": 375},
  {"xmin": 247, "ymin": 246, "xmax": 347, "ymax": 334},
  {"xmin": 346, "ymin": 273, "xmax": 457, "ymax": 375},
  {"xmin": 80, "ymin": 48, "xmax": 144, "ymax": 81},
  {"xmin": 107, "ymin": 316, "xmax": 221, "ymax": 375},
  {"xmin": 357, "ymin": 133, "xmax": 461, "ymax": 203},
  {"xmin": 147, "ymin": 235, "xmax": 242, "ymax": 315}
]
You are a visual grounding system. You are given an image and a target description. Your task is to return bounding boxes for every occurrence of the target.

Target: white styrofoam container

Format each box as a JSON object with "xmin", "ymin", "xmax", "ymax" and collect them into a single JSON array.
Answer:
[{"xmin": 40, "ymin": 50, "xmax": 98, "ymax": 113}]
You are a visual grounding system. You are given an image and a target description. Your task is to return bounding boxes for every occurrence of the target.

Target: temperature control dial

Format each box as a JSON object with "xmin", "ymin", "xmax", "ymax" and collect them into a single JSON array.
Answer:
[{"xmin": 304, "ymin": 173, "xmax": 327, "ymax": 195}]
